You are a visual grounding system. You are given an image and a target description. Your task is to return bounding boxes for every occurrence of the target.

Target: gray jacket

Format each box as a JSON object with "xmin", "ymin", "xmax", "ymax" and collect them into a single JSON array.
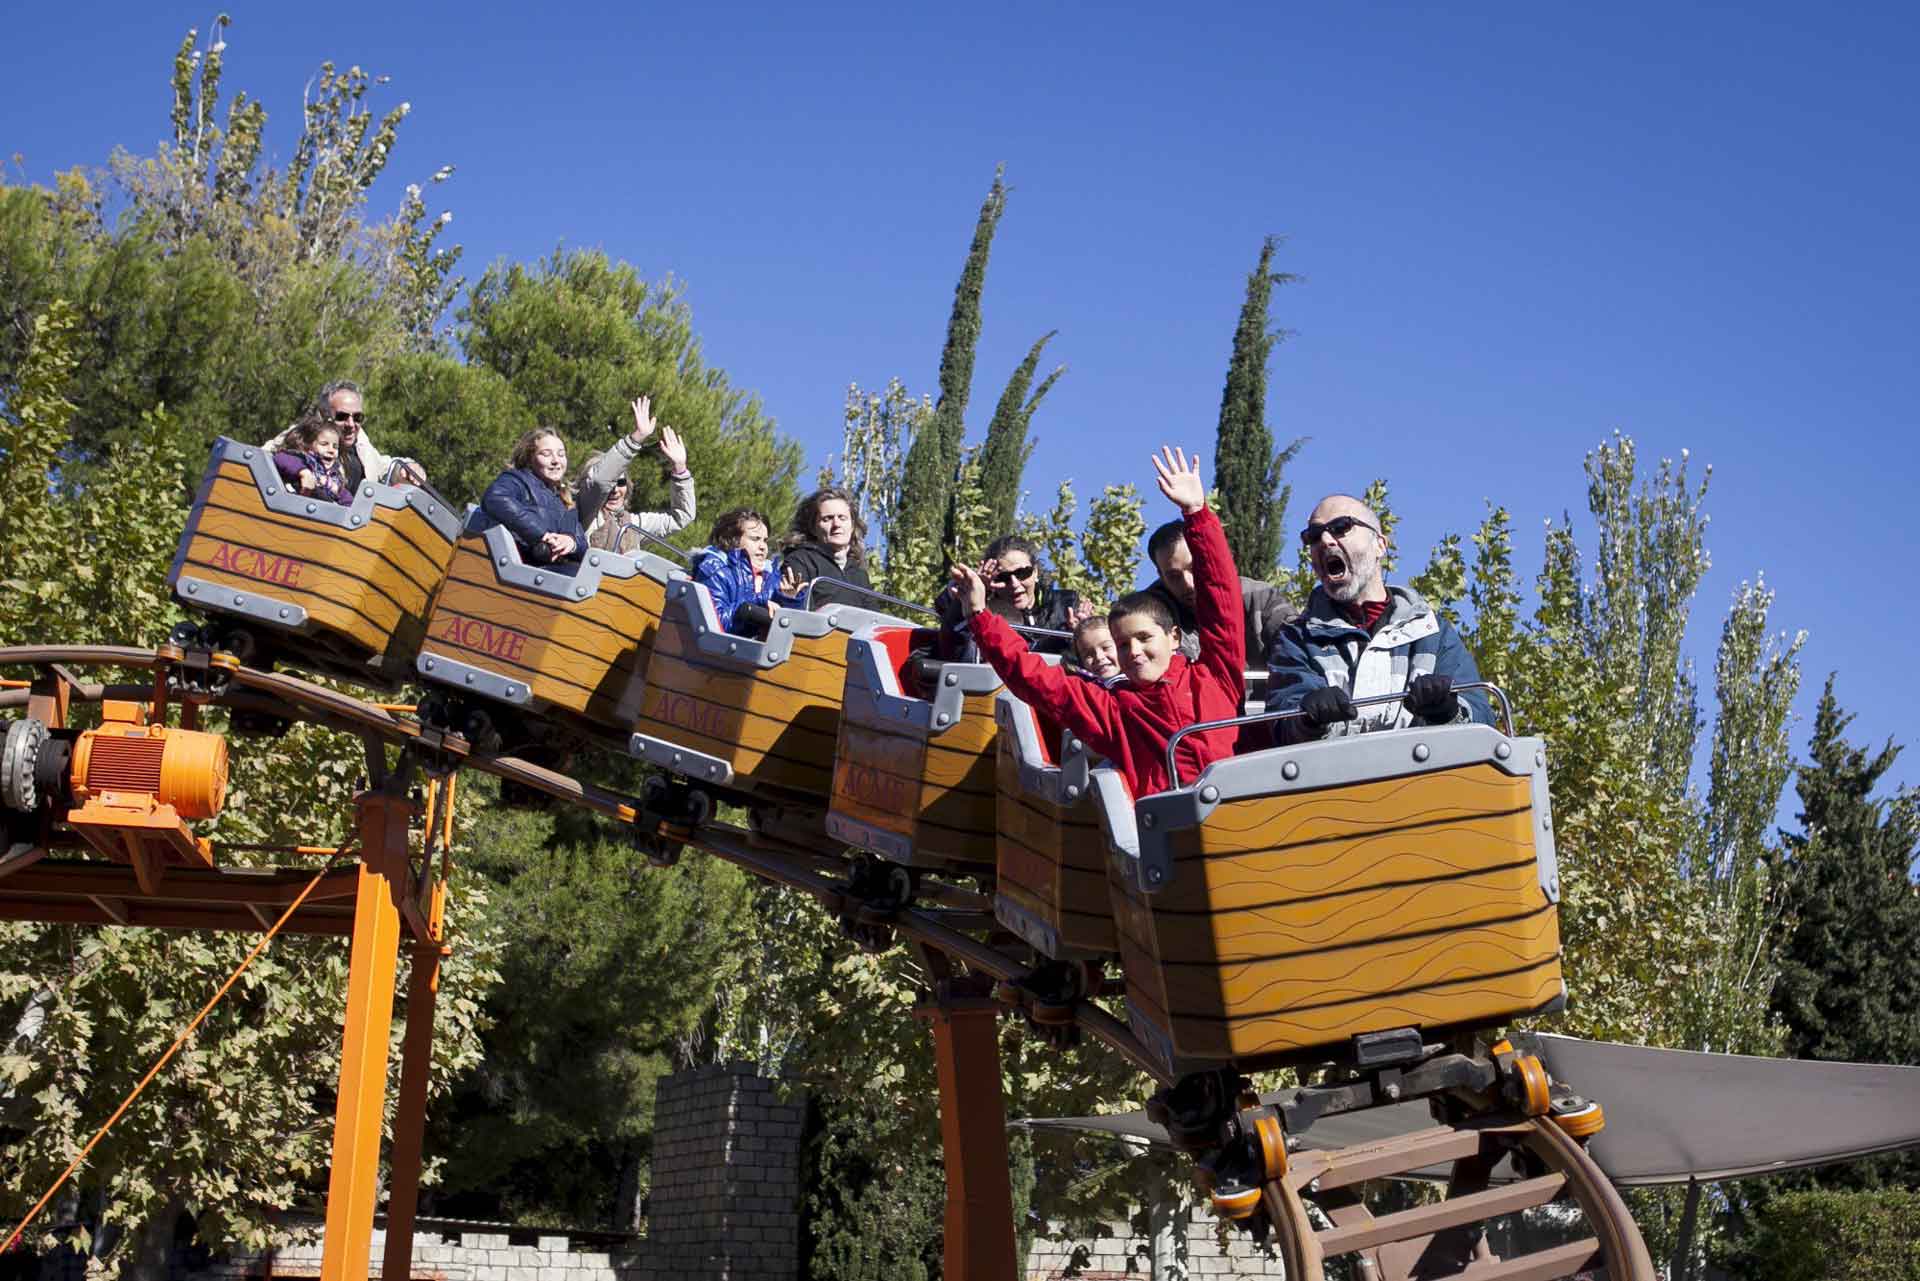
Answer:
[
  {"xmin": 1147, "ymin": 576, "xmax": 1299, "ymax": 668},
  {"xmin": 579, "ymin": 436, "xmax": 697, "ymax": 551}
]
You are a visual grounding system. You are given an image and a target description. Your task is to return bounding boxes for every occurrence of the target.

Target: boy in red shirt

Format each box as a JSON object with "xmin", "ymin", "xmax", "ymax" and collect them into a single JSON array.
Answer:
[{"xmin": 952, "ymin": 447, "xmax": 1246, "ymax": 799}]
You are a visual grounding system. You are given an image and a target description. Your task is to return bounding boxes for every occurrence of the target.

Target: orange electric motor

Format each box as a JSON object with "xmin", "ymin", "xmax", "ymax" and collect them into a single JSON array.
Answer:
[{"xmin": 69, "ymin": 703, "xmax": 229, "ymax": 820}]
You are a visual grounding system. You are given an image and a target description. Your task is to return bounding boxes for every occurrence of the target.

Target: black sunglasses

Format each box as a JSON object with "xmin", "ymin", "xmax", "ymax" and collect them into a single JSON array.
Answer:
[
  {"xmin": 990, "ymin": 564, "xmax": 1037, "ymax": 586},
  {"xmin": 1299, "ymin": 515, "xmax": 1377, "ymax": 546},
  {"xmin": 332, "ymin": 410, "xmax": 366, "ymax": 424},
  {"xmin": 611, "ymin": 477, "xmax": 631, "ymax": 490}
]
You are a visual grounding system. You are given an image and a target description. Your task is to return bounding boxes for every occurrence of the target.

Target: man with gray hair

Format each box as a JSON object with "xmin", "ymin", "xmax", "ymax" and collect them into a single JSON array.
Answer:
[
  {"xmin": 264, "ymin": 380, "xmax": 425, "ymax": 489},
  {"xmin": 1264, "ymin": 492, "xmax": 1491, "ymax": 743}
]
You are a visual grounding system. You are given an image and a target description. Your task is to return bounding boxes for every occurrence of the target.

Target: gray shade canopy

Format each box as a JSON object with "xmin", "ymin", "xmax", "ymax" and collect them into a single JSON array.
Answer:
[{"xmin": 1016, "ymin": 1034, "xmax": 1920, "ymax": 1187}]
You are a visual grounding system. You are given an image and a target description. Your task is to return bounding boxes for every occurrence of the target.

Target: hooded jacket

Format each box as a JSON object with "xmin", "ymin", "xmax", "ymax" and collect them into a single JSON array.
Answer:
[
  {"xmin": 1264, "ymin": 583, "xmax": 1492, "ymax": 744},
  {"xmin": 689, "ymin": 546, "xmax": 802, "ymax": 634},
  {"xmin": 969, "ymin": 506, "xmax": 1244, "ymax": 800}
]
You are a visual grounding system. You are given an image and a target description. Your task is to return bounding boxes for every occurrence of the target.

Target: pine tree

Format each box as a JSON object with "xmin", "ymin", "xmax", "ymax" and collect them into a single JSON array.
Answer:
[
  {"xmin": 1771, "ymin": 678, "xmax": 1920, "ymax": 1073},
  {"xmin": 976, "ymin": 329, "xmax": 1065, "ymax": 534},
  {"xmin": 1211, "ymin": 236, "xmax": 1302, "ymax": 579},
  {"xmin": 892, "ymin": 166, "xmax": 1006, "ymax": 586}
]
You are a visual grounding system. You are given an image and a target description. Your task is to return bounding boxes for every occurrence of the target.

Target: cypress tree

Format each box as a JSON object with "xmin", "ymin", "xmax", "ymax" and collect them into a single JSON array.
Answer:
[
  {"xmin": 893, "ymin": 166, "xmax": 1006, "ymax": 577},
  {"xmin": 1212, "ymin": 236, "xmax": 1303, "ymax": 579},
  {"xmin": 976, "ymin": 329, "xmax": 1065, "ymax": 535}
]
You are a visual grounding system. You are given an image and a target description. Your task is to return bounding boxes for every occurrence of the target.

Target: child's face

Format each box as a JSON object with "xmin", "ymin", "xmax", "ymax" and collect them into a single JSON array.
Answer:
[
  {"xmin": 1111, "ymin": 612, "xmax": 1177, "ymax": 687},
  {"xmin": 1074, "ymin": 626, "xmax": 1120, "ymax": 679},
  {"xmin": 736, "ymin": 520, "xmax": 771, "ymax": 571},
  {"xmin": 531, "ymin": 433, "xmax": 568, "ymax": 483},
  {"xmin": 311, "ymin": 428, "xmax": 341, "ymax": 464}
]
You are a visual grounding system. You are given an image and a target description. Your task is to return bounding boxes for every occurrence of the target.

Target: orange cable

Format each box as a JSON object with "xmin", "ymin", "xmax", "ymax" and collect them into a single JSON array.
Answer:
[{"xmin": 1, "ymin": 861, "xmax": 339, "ymax": 1255}]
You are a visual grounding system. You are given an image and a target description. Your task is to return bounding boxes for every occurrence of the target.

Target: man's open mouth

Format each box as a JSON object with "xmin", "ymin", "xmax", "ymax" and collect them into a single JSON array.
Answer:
[{"xmin": 1323, "ymin": 552, "xmax": 1348, "ymax": 578}]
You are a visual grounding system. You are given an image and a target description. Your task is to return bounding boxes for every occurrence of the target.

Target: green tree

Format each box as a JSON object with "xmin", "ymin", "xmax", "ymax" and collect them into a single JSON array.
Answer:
[
  {"xmin": 1210, "ymin": 236, "xmax": 1302, "ymax": 580},
  {"xmin": 893, "ymin": 167, "xmax": 1006, "ymax": 595},
  {"xmin": 976, "ymin": 330, "xmax": 1065, "ymax": 534}
]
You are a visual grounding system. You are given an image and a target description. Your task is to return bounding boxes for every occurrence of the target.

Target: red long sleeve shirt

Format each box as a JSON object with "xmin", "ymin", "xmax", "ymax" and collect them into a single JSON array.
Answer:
[{"xmin": 970, "ymin": 506, "xmax": 1246, "ymax": 800}]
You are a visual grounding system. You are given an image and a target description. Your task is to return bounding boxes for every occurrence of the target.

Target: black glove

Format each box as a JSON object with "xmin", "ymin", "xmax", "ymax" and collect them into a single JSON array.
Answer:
[
  {"xmin": 1404, "ymin": 673, "xmax": 1460, "ymax": 724},
  {"xmin": 1300, "ymin": 686, "xmax": 1357, "ymax": 734}
]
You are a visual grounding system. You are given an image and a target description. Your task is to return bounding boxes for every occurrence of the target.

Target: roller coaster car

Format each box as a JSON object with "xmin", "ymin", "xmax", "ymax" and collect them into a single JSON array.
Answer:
[
  {"xmin": 168, "ymin": 438, "xmax": 462, "ymax": 686},
  {"xmin": 1094, "ymin": 720, "xmax": 1565, "ymax": 1078},
  {"xmin": 992, "ymin": 685, "xmax": 1118, "ymax": 960},
  {"xmin": 414, "ymin": 519, "xmax": 680, "ymax": 751},
  {"xmin": 629, "ymin": 582, "xmax": 904, "ymax": 811},
  {"xmin": 825, "ymin": 626, "xmax": 1002, "ymax": 873}
]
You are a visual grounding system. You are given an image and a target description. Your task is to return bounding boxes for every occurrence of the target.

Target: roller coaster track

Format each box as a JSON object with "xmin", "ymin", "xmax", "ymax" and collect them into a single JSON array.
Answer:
[{"xmin": 0, "ymin": 643, "xmax": 1654, "ymax": 1281}]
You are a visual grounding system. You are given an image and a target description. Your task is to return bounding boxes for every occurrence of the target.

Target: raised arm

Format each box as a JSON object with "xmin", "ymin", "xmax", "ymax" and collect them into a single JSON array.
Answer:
[
  {"xmin": 633, "ymin": 428, "xmax": 696, "ymax": 536},
  {"xmin": 1151, "ymin": 446, "xmax": 1245, "ymax": 700}
]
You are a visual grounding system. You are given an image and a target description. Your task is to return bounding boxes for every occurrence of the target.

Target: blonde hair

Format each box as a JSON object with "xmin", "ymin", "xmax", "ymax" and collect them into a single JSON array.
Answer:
[{"xmin": 508, "ymin": 428, "xmax": 572, "ymax": 507}]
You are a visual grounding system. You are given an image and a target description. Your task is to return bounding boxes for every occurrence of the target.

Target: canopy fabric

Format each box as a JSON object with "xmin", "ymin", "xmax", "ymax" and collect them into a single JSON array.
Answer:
[{"xmin": 1015, "ymin": 1034, "xmax": 1920, "ymax": 1187}]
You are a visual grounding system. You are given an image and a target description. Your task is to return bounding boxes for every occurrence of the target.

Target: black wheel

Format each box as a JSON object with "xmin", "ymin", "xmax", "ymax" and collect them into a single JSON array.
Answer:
[{"xmin": 1, "ymin": 719, "xmax": 48, "ymax": 814}]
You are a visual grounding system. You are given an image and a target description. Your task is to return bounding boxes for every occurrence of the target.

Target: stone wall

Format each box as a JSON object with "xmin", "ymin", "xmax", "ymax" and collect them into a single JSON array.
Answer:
[{"xmin": 1024, "ymin": 1205, "xmax": 1288, "ymax": 1280}]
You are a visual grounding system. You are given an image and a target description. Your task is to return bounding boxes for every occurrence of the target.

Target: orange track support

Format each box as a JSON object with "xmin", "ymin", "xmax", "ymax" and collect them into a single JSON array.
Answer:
[
  {"xmin": 920, "ymin": 987, "xmax": 1017, "ymax": 1281},
  {"xmin": 320, "ymin": 788, "xmax": 414, "ymax": 1281}
]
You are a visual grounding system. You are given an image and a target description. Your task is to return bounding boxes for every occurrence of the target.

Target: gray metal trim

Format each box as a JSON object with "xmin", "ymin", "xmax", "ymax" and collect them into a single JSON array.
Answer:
[
  {"xmin": 843, "ymin": 627, "xmax": 1001, "ymax": 736},
  {"xmin": 659, "ymin": 579, "xmax": 904, "ymax": 672},
  {"xmin": 994, "ymin": 688, "xmax": 1092, "ymax": 805},
  {"xmin": 473, "ymin": 525, "xmax": 682, "ymax": 603},
  {"xmin": 1129, "ymin": 723, "xmax": 1551, "ymax": 895},
  {"xmin": 1527, "ymin": 743, "xmax": 1561, "ymax": 903},
  {"xmin": 217, "ymin": 438, "xmax": 463, "ymax": 543},
  {"xmin": 1089, "ymin": 766, "xmax": 1145, "ymax": 893},
  {"xmin": 825, "ymin": 810, "xmax": 921, "ymax": 864},
  {"xmin": 414, "ymin": 651, "xmax": 533, "ymax": 705},
  {"xmin": 627, "ymin": 732, "xmax": 735, "ymax": 784},
  {"xmin": 174, "ymin": 575, "xmax": 311, "ymax": 632}
]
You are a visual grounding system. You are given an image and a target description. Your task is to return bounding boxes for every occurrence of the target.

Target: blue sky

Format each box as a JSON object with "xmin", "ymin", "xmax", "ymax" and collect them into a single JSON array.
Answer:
[{"xmin": 5, "ymin": 2, "xmax": 1916, "ymax": 801}]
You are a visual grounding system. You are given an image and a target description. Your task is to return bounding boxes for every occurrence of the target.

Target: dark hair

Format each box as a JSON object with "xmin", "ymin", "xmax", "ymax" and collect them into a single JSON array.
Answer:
[
  {"xmin": 783, "ymin": 487, "xmax": 868, "ymax": 566},
  {"xmin": 983, "ymin": 534, "xmax": 1039, "ymax": 564},
  {"xmin": 313, "ymin": 379, "xmax": 362, "ymax": 418},
  {"xmin": 1147, "ymin": 519, "xmax": 1188, "ymax": 568},
  {"xmin": 508, "ymin": 428, "xmax": 573, "ymax": 506},
  {"xmin": 289, "ymin": 411, "xmax": 341, "ymax": 453},
  {"xmin": 709, "ymin": 507, "xmax": 769, "ymax": 550},
  {"xmin": 1109, "ymin": 590, "xmax": 1178, "ymax": 635}
]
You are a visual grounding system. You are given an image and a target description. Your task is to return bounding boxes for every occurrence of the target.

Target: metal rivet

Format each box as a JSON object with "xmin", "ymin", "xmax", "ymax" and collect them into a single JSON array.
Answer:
[
  {"xmin": 1146, "ymin": 866, "xmax": 1164, "ymax": 884},
  {"xmin": 727, "ymin": 642, "xmax": 738, "ymax": 654},
  {"xmin": 901, "ymin": 706, "xmax": 911, "ymax": 718},
  {"xmin": 673, "ymin": 753, "xmax": 684, "ymax": 765},
  {"xmin": 243, "ymin": 449, "xmax": 255, "ymax": 460},
  {"xmin": 464, "ymin": 673, "xmax": 475, "ymax": 684},
  {"xmin": 590, "ymin": 555, "xmax": 602, "ymax": 567},
  {"xmin": 1282, "ymin": 761, "xmax": 1299, "ymax": 780},
  {"xmin": 186, "ymin": 583, "xmax": 199, "ymax": 595},
  {"xmin": 1064, "ymin": 784, "xmax": 1080, "ymax": 800},
  {"xmin": 1413, "ymin": 743, "xmax": 1431, "ymax": 762},
  {"xmin": 350, "ymin": 515, "xmax": 362, "ymax": 526},
  {"xmin": 1069, "ymin": 739, "xmax": 1083, "ymax": 754},
  {"xmin": 498, "ymin": 557, "xmax": 510, "ymax": 567},
  {"xmin": 278, "ymin": 607, "xmax": 290, "ymax": 619},
  {"xmin": 305, "ymin": 502, "xmax": 317, "ymax": 514},
  {"xmin": 506, "ymin": 685, "xmax": 517, "ymax": 697},
  {"xmin": 1200, "ymin": 785, "xmax": 1219, "ymax": 803},
  {"xmin": 363, "ymin": 485, "xmax": 375, "ymax": 497},
  {"xmin": 533, "ymin": 573, "xmax": 545, "ymax": 586},
  {"xmin": 944, "ymin": 672, "xmax": 958, "ymax": 687},
  {"xmin": 1542, "ymin": 816, "xmax": 1553, "ymax": 831},
  {"xmin": 1495, "ymin": 742, "xmax": 1512, "ymax": 760},
  {"xmin": 936, "ymin": 712, "xmax": 950, "ymax": 726},
  {"xmin": 427, "ymin": 504, "xmax": 437, "ymax": 515},
  {"xmin": 1141, "ymin": 814, "xmax": 1156, "ymax": 829},
  {"xmin": 1535, "ymin": 751, "xmax": 1546, "ymax": 767},
  {"xmin": 424, "ymin": 659, "xmax": 436, "ymax": 670},
  {"xmin": 576, "ymin": 585, "xmax": 588, "ymax": 598},
  {"xmin": 827, "ymin": 613, "xmax": 841, "ymax": 627},
  {"xmin": 233, "ymin": 594, "xmax": 246, "ymax": 606},
  {"xmin": 266, "ymin": 486, "xmax": 278, "ymax": 496},
  {"xmin": 768, "ymin": 652, "xmax": 782, "ymax": 661},
  {"xmin": 778, "ymin": 616, "xmax": 792, "ymax": 628}
]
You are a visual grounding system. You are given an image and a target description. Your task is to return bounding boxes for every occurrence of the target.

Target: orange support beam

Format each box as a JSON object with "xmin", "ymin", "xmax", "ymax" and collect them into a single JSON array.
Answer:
[
  {"xmin": 381, "ymin": 880, "xmax": 447, "ymax": 1281},
  {"xmin": 320, "ymin": 788, "xmax": 413, "ymax": 1281},
  {"xmin": 919, "ymin": 985, "xmax": 1017, "ymax": 1281}
]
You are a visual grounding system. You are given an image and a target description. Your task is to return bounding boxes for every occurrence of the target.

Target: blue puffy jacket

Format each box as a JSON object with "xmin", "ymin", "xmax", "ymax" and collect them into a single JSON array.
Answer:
[
  {"xmin": 690, "ymin": 546, "xmax": 801, "ymax": 634},
  {"xmin": 477, "ymin": 468, "xmax": 588, "ymax": 570}
]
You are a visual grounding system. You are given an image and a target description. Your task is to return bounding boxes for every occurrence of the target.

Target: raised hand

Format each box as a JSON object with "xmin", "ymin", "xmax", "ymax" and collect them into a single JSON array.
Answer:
[
  {"xmin": 658, "ymin": 423, "xmax": 689, "ymax": 472},
  {"xmin": 779, "ymin": 563, "xmax": 805, "ymax": 598},
  {"xmin": 1069, "ymin": 597, "xmax": 1097, "ymax": 625},
  {"xmin": 950, "ymin": 559, "xmax": 990, "ymax": 615},
  {"xmin": 1151, "ymin": 446, "xmax": 1206, "ymax": 514},
  {"xmin": 627, "ymin": 395, "xmax": 659, "ymax": 448}
]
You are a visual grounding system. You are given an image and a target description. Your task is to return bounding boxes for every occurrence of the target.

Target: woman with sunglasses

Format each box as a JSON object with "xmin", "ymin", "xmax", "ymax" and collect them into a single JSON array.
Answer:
[
  {"xmin": 933, "ymin": 534, "xmax": 1091, "ymax": 661},
  {"xmin": 580, "ymin": 396, "xmax": 696, "ymax": 555}
]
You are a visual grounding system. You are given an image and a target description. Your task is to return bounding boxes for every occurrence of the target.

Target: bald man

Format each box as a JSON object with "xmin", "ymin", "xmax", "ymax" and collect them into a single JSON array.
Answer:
[{"xmin": 1264, "ymin": 493, "xmax": 1492, "ymax": 744}]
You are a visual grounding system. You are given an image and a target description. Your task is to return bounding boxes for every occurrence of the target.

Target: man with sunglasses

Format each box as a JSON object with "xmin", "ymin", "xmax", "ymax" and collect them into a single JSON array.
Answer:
[
  {"xmin": 1145, "ymin": 519, "xmax": 1299, "ymax": 666},
  {"xmin": 1264, "ymin": 493, "xmax": 1491, "ymax": 744},
  {"xmin": 263, "ymin": 381, "xmax": 426, "ymax": 489}
]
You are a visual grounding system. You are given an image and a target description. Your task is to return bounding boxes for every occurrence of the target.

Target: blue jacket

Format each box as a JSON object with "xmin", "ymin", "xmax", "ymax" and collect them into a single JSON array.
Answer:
[
  {"xmin": 689, "ymin": 546, "xmax": 802, "ymax": 634},
  {"xmin": 1265, "ymin": 584, "xmax": 1492, "ymax": 744},
  {"xmin": 477, "ymin": 468, "xmax": 588, "ymax": 570}
]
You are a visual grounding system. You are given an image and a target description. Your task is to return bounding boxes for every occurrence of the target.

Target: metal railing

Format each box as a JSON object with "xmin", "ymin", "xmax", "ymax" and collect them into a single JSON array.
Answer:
[{"xmin": 1162, "ymin": 681, "xmax": 1513, "ymax": 787}]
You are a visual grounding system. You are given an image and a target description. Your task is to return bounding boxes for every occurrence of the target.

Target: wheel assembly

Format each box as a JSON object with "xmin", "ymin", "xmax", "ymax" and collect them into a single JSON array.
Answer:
[{"xmin": 1, "ymin": 718, "xmax": 49, "ymax": 813}]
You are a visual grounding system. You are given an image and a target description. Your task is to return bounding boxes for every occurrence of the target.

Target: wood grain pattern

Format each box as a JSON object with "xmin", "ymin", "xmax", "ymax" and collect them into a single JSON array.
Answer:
[{"xmin": 992, "ymin": 735, "xmax": 1117, "ymax": 955}]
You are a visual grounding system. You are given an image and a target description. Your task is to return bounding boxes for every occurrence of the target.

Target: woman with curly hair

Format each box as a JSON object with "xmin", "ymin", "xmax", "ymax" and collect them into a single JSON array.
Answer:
[{"xmin": 779, "ymin": 486, "xmax": 872, "ymax": 605}]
